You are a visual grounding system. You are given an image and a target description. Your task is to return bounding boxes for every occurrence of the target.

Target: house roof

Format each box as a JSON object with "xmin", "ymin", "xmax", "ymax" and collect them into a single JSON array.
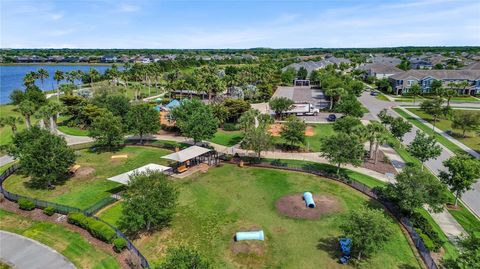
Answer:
[
  {"xmin": 358, "ymin": 63, "xmax": 402, "ymax": 74},
  {"xmin": 107, "ymin": 163, "xmax": 172, "ymax": 185},
  {"xmin": 390, "ymin": 70, "xmax": 480, "ymax": 80},
  {"xmin": 161, "ymin": 146, "xmax": 211, "ymax": 163},
  {"xmin": 462, "ymin": 62, "xmax": 480, "ymax": 70}
]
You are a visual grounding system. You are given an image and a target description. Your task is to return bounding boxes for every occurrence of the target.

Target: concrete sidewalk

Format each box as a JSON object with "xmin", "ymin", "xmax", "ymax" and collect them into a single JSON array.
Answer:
[{"xmin": 0, "ymin": 231, "xmax": 76, "ymax": 269}]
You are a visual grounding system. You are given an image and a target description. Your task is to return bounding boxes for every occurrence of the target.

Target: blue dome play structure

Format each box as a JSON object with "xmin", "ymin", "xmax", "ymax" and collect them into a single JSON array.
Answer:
[
  {"xmin": 339, "ymin": 238, "xmax": 352, "ymax": 264},
  {"xmin": 303, "ymin": 192, "xmax": 316, "ymax": 208},
  {"xmin": 235, "ymin": 230, "xmax": 264, "ymax": 241}
]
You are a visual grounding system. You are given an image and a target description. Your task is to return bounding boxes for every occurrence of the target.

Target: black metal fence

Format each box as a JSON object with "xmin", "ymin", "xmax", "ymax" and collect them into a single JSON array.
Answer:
[
  {"xmin": 0, "ymin": 164, "xmax": 151, "ymax": 268},
  {"xmin": 234, "ymin": 158, "xmax": 438, "ymax": 269}
]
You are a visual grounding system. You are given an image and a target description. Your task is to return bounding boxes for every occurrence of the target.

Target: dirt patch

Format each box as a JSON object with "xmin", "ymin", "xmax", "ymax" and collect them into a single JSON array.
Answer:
[
  {"xmin": 74, "ymin": 166, "xmax": 95, "ymax": 178},
  {"xmin": 269, "ymin": 123, "xmax": 315, "ymax": 137},
  {"xmin": 362, "ymin": 150, "xmax": 397, "ymax": 175},
  {"xmin": 305, "ymin": 126, "xmax": 315, "ymax": 137},
  {"xmin": 275, "ymin": 193, "xmax": 342, "ymax": 220},
  {"xmin": 231, "ymin": 241, "xmax": 265, "ymax": 256}
]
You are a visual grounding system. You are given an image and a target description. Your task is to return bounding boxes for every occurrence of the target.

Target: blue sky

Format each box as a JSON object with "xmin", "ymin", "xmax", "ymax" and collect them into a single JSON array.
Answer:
[{"xmin": 1, "ymin": 0, "xmax": 479, "ymax": 48}]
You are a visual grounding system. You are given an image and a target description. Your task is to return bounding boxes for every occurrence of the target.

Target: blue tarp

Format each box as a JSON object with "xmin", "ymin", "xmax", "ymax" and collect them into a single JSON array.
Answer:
[{"xmin": 166, "ymin": 99, "xmax": 181, "ymax": 109}]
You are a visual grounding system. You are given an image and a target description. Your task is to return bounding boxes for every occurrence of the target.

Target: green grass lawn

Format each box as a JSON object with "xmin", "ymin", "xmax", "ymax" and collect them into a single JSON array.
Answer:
[
  {"xmin": 3, "ymin": 146, "xmax": 173, "ymax": 209},
  {"xmin": 0, "ymin": 209, "xmax": 120, "ymax": 269},
  {"xmin": 106, "ymin": 164, "xmax": 421, "ymax": 268},
  {"xmin": 406, "ymin": 108, "xmax": 480, "ymax": 154},
  {"xmin": 208, "ymin": 129, "xmax": 244, "ymax": 146},
  {"xmin": 97, "ymin": 202, "xmax": 123, "ymax": 227},
  {"xmin": 57, "ymin": 125, "xmax": 90, "ymax": 136},
  {"xmin": 375, "ymin": 93, "xmax": 390, "ymax": 101},
  {"xmin": 393, "ymin": 108, "xmax": 467, "ymax": 155}
]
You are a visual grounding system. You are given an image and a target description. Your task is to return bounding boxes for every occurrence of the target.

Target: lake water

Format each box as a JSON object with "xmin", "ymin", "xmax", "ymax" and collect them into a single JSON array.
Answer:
[{"xmin": 0, "ymin": 65, "xmax": 113, "ymax": 104}]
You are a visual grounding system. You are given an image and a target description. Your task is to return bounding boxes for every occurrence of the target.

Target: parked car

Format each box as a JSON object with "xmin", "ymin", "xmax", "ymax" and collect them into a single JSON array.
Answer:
[
  {"xmin": 327, "ymin": 114, "xmax": 337, "ymax": 122},
  {"xmin": 370, "ymin": 91, "xmax": 379, "ymax": 96}
]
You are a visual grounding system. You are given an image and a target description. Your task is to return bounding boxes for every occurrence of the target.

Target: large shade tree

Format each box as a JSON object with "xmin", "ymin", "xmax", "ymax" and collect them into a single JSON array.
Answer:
[
  {"xmin": 119, "ymin": 171, "xmax": 178, "ymax": 234},
  {"xmin": 319, "ymin": 133, "xmax": 364, "ymax": 174},
  {"xmin": 171, "ymin": 99, "xmax": 218, "ymax": 143},
  {"xmin": 8, "ymin": 126, "xmax": 75, "ymax": 188},
  {"xmin": 126, "ymin": 104, "xmax": 160, "ymax": 144}
]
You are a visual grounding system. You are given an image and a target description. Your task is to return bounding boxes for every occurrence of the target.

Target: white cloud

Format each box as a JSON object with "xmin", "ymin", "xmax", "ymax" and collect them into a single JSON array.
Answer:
[
  {"xmin": 118, "ymin": 3, "xmax": 140, "ymax": 12},
  {"xmin": 50, "ymin": 13, "xmax": 64, "ymax": 20}
]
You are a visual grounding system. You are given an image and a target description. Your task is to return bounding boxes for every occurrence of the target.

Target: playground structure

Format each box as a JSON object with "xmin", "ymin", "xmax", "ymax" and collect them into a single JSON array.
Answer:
[
  {"xmin": 303, "ymin": 192, "xmax": 316, "ymax": 208},
  {"xmin": 339, "ymin": 238, "xmax": 352, "ymax": 264},
  {"xmin": 235, "ymin": 230, "xmax": 265, "ymax": 241}
]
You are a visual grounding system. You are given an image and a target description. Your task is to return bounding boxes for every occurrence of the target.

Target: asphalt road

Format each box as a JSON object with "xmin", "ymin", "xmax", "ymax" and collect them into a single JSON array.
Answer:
[
  {"xmin": 0, "ymin": 231, "xmax": 76, "ymax": 269},
  {"xmin": 359, "ymin": 91, "xmax": 480, "ymax": 217}
]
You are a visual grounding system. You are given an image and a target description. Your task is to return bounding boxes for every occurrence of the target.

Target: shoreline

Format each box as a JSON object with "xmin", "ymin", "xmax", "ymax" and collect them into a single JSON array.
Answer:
[{"xmin": 0, "ymin": 63, "xmax": 116, "ymax": 66}]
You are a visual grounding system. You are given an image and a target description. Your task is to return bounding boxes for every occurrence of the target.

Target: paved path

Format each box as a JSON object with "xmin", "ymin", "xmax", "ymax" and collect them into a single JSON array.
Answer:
[
  {"xmin": 0, "ymin": 231, "xmax": 76, "ymax": 269},
  {"xmin": 359, "ymin": 91, "xmax": 480, "ymax": 218},
  {"xmin": 398, "ymin": 107, "xmax": 480, "ymax": 159}
]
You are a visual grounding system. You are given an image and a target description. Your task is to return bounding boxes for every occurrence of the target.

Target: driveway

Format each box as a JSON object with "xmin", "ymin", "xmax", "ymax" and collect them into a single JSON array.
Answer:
[
  {"xmin": 359, "ymin": 91, "xmax": 480, "ymax": 217},
  {"xmin": 0, "ymin": 231, "xmax": 76, "ymax": 269}
]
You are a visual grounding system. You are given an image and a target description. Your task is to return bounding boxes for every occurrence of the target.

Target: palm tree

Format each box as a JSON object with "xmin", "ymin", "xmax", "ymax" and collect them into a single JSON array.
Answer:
[
  {"xmin": 18, "ymin": 100, "xmax": 36, "ymax": 128},
  {"xmin": 366, "ymin": 122, "xmax": 388, "ymax": 163},
  {"xmin": 0, "ymin": 116, "xmax": 24, "ymax": 135},
  {"xmin": 23, "ymin": 72, "xmax": 38, "ymax": 88},
  {"xmin": 54, "ymin": 70, "xmax": 64, "ymax": 100},
  {"xmin": 445, "ymin": 82, "xmax": 460, "ymax": 107},
  {"xmin": 88, "ymin": 68, "xmax": 100, "ymax": 89},
  {"xmin": 374, "ymin": 133, "xmax": 390, "ymax": 164},
  {"xmin": 238, "ymin": 109, "xmax": 260, "ymax": 132},
  {"xmin": 47, "ymin": 102, "xmax": 63, "ymax": 133},
  {"xmin": 37, "ymin": 68, "xmax": 49, "ymax": 91},
  {"xmin": 325, "ymin": 87, "xmax": 346, "ymax": 110}
]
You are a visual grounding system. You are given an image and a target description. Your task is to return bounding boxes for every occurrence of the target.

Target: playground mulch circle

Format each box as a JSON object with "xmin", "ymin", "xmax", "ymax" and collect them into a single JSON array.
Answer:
[
  {"xmin": 74, "ymin": 167, "xmax": 95, "ymax": 178},
  {"xmin": 275, "ymin": 193, "xmax": 342, "ymax": 220}
]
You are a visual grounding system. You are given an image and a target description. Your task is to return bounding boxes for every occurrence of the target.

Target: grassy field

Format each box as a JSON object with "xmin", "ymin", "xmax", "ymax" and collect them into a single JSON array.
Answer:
[
  {"xmin": 406, "ymin": 108, "xmax": 480, "ymax": 153},
  {"xmin": 3, "ymin": 146, "xmax": 172, "ymax": 209},
  {"xmin": 208, "ymin": 129, "xmax": 244, "ymax": 146},
  {"xmin": 97, "ymin": 202, "xmax": 123, "ymax": 227},
  {"xmin": 375, "ymin": 93, "xmax": 390, "ymax": 101},
  {"xmin": 100, "ymin": 164, "xmax": 420, "ymax": 268},
  {"xmin": 0, "ymin": 209, "xmax": 120, "ymax": 269},
  {"xmin": 393, "ymin": 108, "xmax": 467, "ymax": 155}
]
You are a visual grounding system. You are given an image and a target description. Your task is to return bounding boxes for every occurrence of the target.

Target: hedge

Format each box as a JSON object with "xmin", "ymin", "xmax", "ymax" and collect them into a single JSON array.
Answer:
[
  {"xmin": 18, "ymin": 198, "xmax": 35, "ymax": 211},
  {"xmin": 68, "ymin": 212, "xmax": 117, "ymax": 243},
  {"xmin": 43, "ymin": 206, "xmax": 55, "ymax": 216},
  {"xmin": 113, "ymin": 237, "xmax": 127, "ymax": 253}
]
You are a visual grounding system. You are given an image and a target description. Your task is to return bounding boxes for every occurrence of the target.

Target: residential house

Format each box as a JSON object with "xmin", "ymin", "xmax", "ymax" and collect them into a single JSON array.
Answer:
[
  {"xmin": 408, "ymin": 57, "xmax": 433, "ymax": 69},
  {"xmin": 281, "ymin": 57, "xmax": 350, "ymax": 74},
  {"xmin": 389, "ymin": 70, "xmax": 480, "ymax": 95},
  {"xmin": 101, "ymin": 55, "xmax": 117, "ymax": 63},
  {"xmin": 368, "ymin": 55, "xmax": 402, "ymax": 66},
  {"xmin": 358, "ymin": 63, "xmax": 402, "ymax": 79}
]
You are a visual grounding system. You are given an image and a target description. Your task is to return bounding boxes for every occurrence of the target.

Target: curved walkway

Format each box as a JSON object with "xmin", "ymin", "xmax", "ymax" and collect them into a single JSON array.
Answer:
[{"xmin": 0, "ymin": 231, "xmax": 76, "ymax": 269}]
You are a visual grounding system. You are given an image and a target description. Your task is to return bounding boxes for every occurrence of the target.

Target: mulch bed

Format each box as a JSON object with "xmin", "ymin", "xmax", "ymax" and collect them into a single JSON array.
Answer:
[
  {"xmin": 362, "ymin": 150, "xmax": 397, "ymax": 175},
  {"xmin": 74, "ymin": 166, "xmax": 95, "ymax": 178},
  {"xmin": 275, "ymin": 193, "xmax": 342, "ymax": 220},
  {"xmin": 0, "ymin": 198, "xmax": 132, "ymax": 269}
]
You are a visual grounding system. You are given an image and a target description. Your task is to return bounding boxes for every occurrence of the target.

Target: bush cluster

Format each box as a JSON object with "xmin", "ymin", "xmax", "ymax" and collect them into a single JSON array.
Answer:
[
  {"xmin": 18, "ymin": 198, "xmax": 35, "ymax": 211},
  {"xmin": 43, "ymin": 206, "xmax": 56, "ymax": 216},
  {"xmin": 113, "ymin": 237, "xmax": 128, "ymax": 253},
  {"xmin": 67, "ymin": 212, "xmax": 117, "ymax": 243},
  {"xmin": 222, "ymin": 123, "xmax": 239, "ymax": 131},
  {"xmin": 410, "ymin": 212, "xmax": 444, "ymax": 252}
]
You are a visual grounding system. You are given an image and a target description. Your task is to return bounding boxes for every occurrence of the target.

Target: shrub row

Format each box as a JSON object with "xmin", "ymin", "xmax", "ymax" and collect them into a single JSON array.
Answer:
[
  {"xmin": 411, "ymin": 212, "xmax": 444, "ymax": 252},
  {"xmin": 18, "ymin": 198, "xmax": 35, "ymax": 211},
  {"xmin": 67, "ymin": 212, "xmax": 117, "ymax": 243}
]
